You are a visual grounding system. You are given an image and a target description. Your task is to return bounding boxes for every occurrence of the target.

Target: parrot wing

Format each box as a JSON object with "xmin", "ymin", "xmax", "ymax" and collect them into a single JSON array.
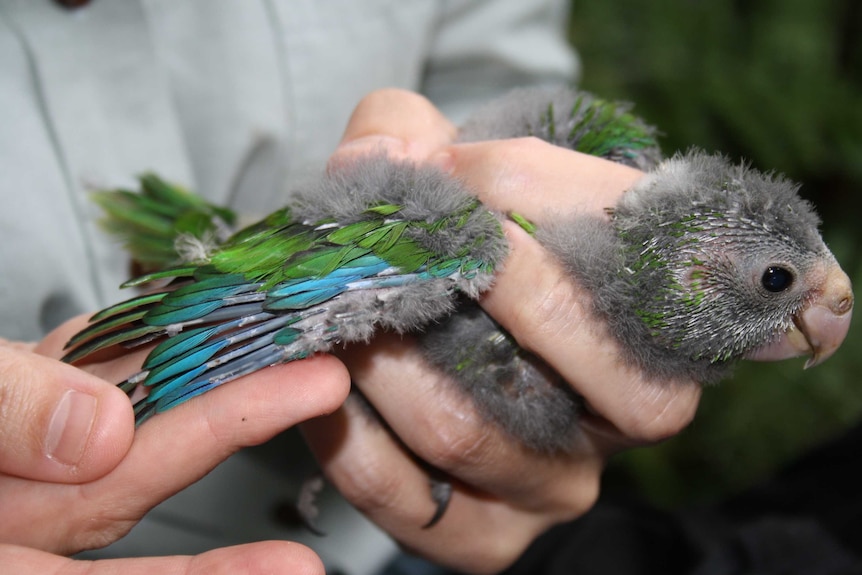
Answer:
[
  {"xmin": 64, "ymin": 158, "xmax": 506, "ymax": 424},
  {"xmin": 458, "ymin": 86, "xmax": 662, "ymax": 170}
]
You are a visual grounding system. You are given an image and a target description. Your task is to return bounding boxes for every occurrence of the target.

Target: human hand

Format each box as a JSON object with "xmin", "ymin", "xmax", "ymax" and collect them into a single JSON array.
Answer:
[
  {"xmin": 300, "ymin": 89, "xmax": 702, "ymax": 574},
  {"xmin": 0, "ymin": 320, "xmax": 349, "ymax": 574}
]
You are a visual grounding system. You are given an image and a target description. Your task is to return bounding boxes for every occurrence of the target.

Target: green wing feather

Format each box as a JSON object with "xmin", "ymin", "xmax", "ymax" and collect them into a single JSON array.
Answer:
[
  {"xmin": 91, "ymin": 173, "xmax": 237, "ymax": 269},
  {"xmin": 542, "ymin": 94, "xmax": 660, "ymax": 163}
]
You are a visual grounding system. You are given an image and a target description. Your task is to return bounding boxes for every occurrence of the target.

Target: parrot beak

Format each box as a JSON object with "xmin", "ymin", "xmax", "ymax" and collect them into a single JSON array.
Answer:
[
  {"xmin": 796, "ymin": 264, "xmax": 854, "ymax": 368},
  {"xmin": 746, "ymin": 264, "xmax": 854, "ymax": 367}
]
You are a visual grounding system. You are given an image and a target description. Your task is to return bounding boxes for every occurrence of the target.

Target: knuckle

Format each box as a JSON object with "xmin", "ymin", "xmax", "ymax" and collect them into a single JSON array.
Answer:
[
  {"xmin": 518, "ymin": 456, "xmax": 602, "ymax": 524},
  {"xmin": 479, "ymin": 137, "xmax": 549, "ymax": 181},
  {"xmin": 53, "ymin": 489, "xmax": 141, "ymax": 554},
  {"xmin": 0, "ymin": 353, "xmax": 39, "ymax": 438},
  {"xmin": 510, "ymin": 272, "xmax": 586, "ymax": 355},
  {"xmin": 555, "ymin": 470, "xmax": 601, "ymax": 522},
  {"xmin": 461, "ymin": 137, "xmax": 556, "ymax": 209},
  {"xmin": 617, "ymin": 383, "xmax": 700, "ymax": 443},
  {"xmin": 415, "ymin": 405, "xmax": 495, "ymax": 472},
  {"xmin": 350, "ymin": 88, "xmax": 439, "ymax": 131},
  {"xmin": 332, "ymin": 452, "xmax": 409, "ymax": 515}
]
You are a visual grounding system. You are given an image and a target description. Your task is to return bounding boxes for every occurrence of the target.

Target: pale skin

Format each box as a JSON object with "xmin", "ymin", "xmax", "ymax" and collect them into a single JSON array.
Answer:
[{"xmin": 0, "ymin": 89, "xmax": 701, "ymax": 574}]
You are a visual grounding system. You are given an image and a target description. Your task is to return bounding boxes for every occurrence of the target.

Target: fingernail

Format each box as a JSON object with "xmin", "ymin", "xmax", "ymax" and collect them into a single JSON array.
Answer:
[{"xmin": 45, "ymin": 389, "xmax": 97, "ymax": 466}]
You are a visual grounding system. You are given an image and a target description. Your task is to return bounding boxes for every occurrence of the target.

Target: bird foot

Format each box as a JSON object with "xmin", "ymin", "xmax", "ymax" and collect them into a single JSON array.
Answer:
[{"xmin": 296, "ymin": 473, "xmax": 327, "ymax": 536}]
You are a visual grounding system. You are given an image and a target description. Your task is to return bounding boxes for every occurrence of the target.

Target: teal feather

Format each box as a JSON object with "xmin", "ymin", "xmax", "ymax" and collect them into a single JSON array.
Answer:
[
  {"xmin": 159, "ymin": 281, "xmax": 258, "ymax": 308},
  {"xmin": 144, "ymin": 326, "xmax": 223, "ymax": 370},
  {"xmin": 143, "ymin": 300, "xmax": 228, "ymax": 326},
  {"xmin": 273, "ymin": 327, "xmax": 303, "ymax": 346},
  {"xmin": 137, "ymin": 345, "xmax": 289, "ymax": 422},
  {"xmin": 145, "ymin": 341, "xmax": 230, "ymax": 391},
  {"xmin": 268, "ymin": 275, "xmax": 361, "ymax": 299},
  {"xmin": 134, "ymin": 364, "xmax": 210, "ymax": 419},
  {"xmin": 266, "ymin": 286, "xmax": 349, "ymax": 310}
]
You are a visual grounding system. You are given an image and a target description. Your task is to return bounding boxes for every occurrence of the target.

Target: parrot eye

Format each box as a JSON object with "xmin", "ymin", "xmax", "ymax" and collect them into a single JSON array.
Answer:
[{"xmin": 761, "ymin": 266, "xmax": 794, "ymax": 293}]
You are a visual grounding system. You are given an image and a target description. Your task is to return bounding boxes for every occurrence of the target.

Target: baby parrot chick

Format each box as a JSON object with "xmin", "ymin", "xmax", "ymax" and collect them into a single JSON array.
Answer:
[{"xmin": 63, "ymin": 88, "xmax": 853, "ymax": 460}]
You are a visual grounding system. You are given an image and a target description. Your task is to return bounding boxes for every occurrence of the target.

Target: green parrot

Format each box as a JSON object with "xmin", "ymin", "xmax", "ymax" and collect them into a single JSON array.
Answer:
[{"xmin": 64, "ymin": 86, "xmax": 853, "ymax": 458}]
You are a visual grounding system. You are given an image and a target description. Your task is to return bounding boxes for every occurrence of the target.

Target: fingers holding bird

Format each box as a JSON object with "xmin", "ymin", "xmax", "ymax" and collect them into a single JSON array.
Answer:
[
  {"xmin": 331, "ymin": 93, "xmax": 699, "ymax": 456},
  {"xmin": 7, "ymin": 315, "xmax": 350, "ymax": 555},
  {"xmin": 298, "ymin": 89, "xmax": 700, "ymax": 571},
  {"xmin": 345, "ymin": 113, "xmax": 703, "ymax": 451},
  {"xmin": 334, "ymin": 98, "xmax": 694, "ymax": 448},
  {"xmin": 303, "ymin": 334, "xmax": 601, "ymax": 575},
  {"xmin": 299, "ymin": 90, "xmax": 610, "ymax": 568},
  {"xmin": 482, "ymin": 220, "xmax": 702, "ymax": 448}
]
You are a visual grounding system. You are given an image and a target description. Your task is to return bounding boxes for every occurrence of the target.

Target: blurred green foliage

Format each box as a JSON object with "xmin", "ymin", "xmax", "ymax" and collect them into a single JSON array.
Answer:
[{"xmin": 568, "ymin": 0, "xmax": 862, "ymax": 506}]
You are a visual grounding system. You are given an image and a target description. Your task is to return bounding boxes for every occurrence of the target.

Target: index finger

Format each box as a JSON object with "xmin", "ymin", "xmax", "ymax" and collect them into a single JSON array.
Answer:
[
  {"xmin": 449, "ymin": 137, "xmax": 644, "ymax": 219},
  {"xmin": 331, "ymin": 88, "xmax": 457, "ymax": 165}
]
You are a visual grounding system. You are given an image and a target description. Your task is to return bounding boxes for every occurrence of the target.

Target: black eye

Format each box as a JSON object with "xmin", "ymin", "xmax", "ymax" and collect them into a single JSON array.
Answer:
[{"xmin": 762, "ymin": 266, "xmax": 794, "ymax": 293}]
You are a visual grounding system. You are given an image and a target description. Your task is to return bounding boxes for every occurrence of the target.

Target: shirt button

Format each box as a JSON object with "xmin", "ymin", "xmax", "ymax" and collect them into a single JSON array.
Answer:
[{"xmin": 55, "ymin": 0, "xmax": 91, "ymax": 8}]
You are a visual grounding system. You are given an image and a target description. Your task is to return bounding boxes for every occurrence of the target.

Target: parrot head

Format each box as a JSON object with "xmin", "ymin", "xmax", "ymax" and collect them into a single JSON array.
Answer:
[{"xmin": 613, "ymin": 151, "xmax": 853, "ymax": 381}]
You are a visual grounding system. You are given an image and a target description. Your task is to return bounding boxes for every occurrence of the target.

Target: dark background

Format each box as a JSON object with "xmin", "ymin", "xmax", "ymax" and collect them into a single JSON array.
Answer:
[{"xmin": 567, "ymin": 0, "xmax": 862, "ymax": 506}]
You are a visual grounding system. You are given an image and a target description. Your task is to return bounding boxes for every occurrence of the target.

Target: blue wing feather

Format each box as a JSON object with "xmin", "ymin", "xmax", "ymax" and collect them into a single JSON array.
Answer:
[
  {"xmin": 145, "ymin": 339, "xmax": 232, "ymax": 390},
  {"xmin": 144, "ymin": 325, "xmax": 224, "ymax": 370},
  {"xmin": 142, "ymin": 300, "xmax": 228, "ymax": 326},
  {"xmin": 266, "ymin": 287, "xmax": 349, "ymax": 310},
  {"xmin": 144, "ymin": 345, "xmax": 289, "ymax": 418}
]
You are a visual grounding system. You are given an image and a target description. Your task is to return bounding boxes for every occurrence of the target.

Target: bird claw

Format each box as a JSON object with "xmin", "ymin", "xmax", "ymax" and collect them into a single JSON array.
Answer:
[
  {"xmin": 293, "ymin": 469, "xmax": 452, "ymax": 532},
  {"xmin": 296, "ymin": 473, "xmax": 327, "ymax": 536},
  {"xmin": 423, "ymin": 476, "xmax": 454, "ymax": 529}
]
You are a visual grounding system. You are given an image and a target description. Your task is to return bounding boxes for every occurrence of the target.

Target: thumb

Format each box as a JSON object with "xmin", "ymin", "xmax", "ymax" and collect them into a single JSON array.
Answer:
[
  {"xmin": 0, "ymin": 541, "xmax": 325, "ymax": 575},
  {"xmin": 0, "ymin": 342, "xmax": 134, "ymax": 483}
]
